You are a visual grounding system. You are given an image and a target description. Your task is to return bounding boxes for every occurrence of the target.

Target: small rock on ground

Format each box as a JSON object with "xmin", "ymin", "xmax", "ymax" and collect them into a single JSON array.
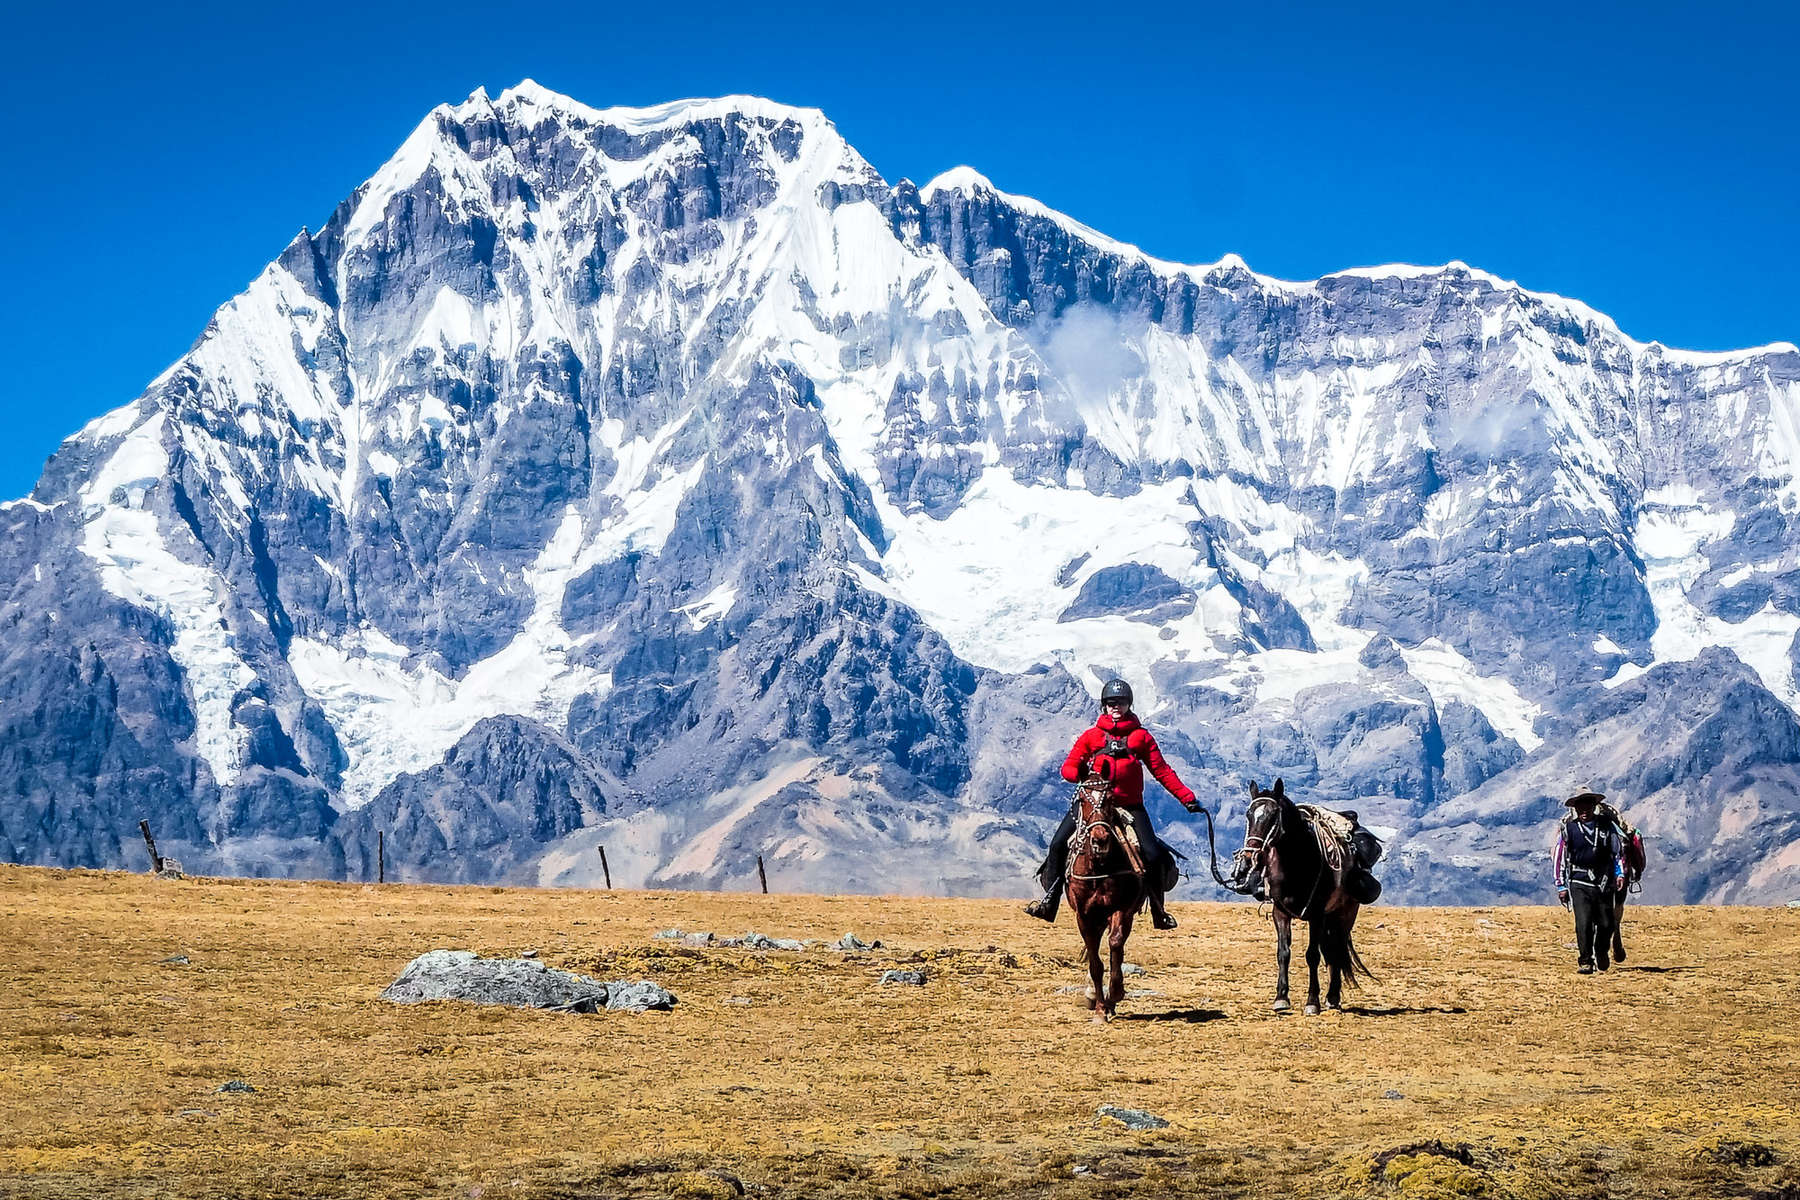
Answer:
[
  {"xmin": 216, "ymin": 1080, "xmax": 256, "ymax": 1094},
  {"xmin": 604, "ymin": 981, "xmax": 677, "ymax": 1012},
  {"xmin": 159, "ymin": 955, "xmax": 189, "ymax": 965},
  {"xmin": 725, "ymin": 932, "xmax": 805, "ymax": 951},
  {"xmin": 1097, "ymin": 1104, "xmax": 1168, "ymax": 1130},
  {"xmin": 879, "ymin": 969, "xmax": 927, "ymax": 986}
]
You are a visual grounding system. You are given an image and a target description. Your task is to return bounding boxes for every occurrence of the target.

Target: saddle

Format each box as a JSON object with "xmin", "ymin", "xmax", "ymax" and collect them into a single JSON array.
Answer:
[
  {"xmin": 1297, "ymin": 804, "xmax": 1383, "ymax": 904},
  {"xmin": 1114, "ymin": 816, "xmax": 1180, "ymax": 892}
]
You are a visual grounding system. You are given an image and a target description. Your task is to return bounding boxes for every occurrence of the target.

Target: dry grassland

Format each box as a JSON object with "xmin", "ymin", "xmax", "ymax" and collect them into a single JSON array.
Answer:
[{"xmin": 1, "ymin": 865, "xmax": 1796, "ymax": 1200}]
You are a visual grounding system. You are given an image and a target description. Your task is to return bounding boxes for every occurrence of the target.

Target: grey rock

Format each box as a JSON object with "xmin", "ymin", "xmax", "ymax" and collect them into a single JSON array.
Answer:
[
  {"xmin": 381, "ymin": 949, "xmax": 611, "ymax": 1012},
  {"xmin": 159, "ymin": 955, "xmax": 189, "ymax": 965},
  {"xmin": 833, "ymin": 932, "xmax": 877, "ymax": 951},
  {"xmin": 1097, "ymin": 1104, "xmax": 1168, "ymax": 1130},
  {"xmin": 603, "ymin": 981, "xmax": 677, "ymax": 1012},
  {"xmin": 215, "ymin": 1080, "xmax": 256, "ymax": 1094},
  {"xmin": 879, "ymin": 969, "xmax": 927, "ymax": 986}
]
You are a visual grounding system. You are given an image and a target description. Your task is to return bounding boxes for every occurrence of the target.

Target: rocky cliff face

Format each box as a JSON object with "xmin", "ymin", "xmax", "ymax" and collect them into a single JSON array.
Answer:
[{"xmin": 4, "ymin": 82, "xmax": 1798, "ymax": 902}]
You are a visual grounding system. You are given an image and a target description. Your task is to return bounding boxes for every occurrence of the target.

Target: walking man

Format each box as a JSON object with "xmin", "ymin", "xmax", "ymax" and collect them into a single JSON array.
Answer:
[{"xmin": 1554, "ymin": 787, "xmax": 1628, "ymax": 974}]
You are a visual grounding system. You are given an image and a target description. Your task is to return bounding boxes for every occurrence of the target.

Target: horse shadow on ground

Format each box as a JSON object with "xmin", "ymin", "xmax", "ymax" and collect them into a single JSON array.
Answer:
[
  {"xmin": 1617, "ymin": 965, "xmax": 1696, "ymax": 974},
  {"xmin": 1120, "ymin": 1007, "xmax": 1229, "ymax": 1024},
  {"xmin": 1337, "ymin": 1004, "xmax": 1469, "ymax": 1017}
]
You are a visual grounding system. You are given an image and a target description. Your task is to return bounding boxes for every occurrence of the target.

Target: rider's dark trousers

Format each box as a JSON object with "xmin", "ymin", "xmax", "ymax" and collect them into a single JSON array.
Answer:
[
  {"xmin": 1570, "ymin": 882, "xmax": 1616, "ymax": 967},
  {"xmin": 1038, "ymin": 803, "xmax": 1166, "ymax": 901}
]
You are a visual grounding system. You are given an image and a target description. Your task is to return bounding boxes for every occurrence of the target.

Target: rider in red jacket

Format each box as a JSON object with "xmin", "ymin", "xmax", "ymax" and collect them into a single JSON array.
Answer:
[{"xmin": 1024, "ymin": 678, "xmax": 1200, "ymax": 929}]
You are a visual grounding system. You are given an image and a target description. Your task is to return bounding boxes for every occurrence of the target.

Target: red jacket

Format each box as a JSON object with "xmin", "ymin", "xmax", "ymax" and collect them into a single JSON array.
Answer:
[{"xmin": 1061, "ymin": 712, "xmax": 1196, "ymax": 809}]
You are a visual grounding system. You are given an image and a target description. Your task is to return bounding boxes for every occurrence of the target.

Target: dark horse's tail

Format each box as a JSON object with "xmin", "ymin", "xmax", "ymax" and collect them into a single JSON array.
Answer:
[{"xmin": 1321, "ymin": 920, "xmax": 1376, "ymax": 988}]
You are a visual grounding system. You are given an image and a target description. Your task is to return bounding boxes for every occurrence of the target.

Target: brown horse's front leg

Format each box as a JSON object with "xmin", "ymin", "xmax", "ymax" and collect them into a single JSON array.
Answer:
[
  {"xmin": 1105, "ymin": 910, "xmax": 1133, "ymax": 1018},
  {"xmin": 1074, "ymin": 905, "xmax": 1105, "ymax": 1013},
  {"xmin": 1272, "ymin": 910, "xmax": 1293, "ymax": 1012}
]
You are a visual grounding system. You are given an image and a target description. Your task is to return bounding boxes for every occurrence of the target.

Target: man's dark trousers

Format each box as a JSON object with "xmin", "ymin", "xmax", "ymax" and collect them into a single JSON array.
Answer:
[{"xmin": 1571, "ymin": 882, "xmax": 1616, "ymax": 969}]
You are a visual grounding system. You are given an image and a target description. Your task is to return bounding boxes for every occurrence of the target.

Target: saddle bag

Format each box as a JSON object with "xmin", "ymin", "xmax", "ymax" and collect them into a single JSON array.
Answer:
[{"xmin": 1348, "ymin": 869, "xmax": 1382, "ymax": 905}]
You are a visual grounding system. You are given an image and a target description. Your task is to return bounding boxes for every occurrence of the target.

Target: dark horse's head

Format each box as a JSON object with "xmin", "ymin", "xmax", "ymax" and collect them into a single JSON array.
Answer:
[{"xmin": 1229, "ymin": 778, "xmax": 1290, "ymax": 895}]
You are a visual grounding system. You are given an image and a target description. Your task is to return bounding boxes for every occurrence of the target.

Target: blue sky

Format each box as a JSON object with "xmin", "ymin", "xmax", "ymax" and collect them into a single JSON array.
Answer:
[{"xmin": 2, "ymin": 0, "xmax": 1794, "ymax": 500}]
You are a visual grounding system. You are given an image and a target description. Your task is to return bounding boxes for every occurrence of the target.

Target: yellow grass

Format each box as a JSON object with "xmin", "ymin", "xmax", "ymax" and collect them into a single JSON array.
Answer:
[{"xmin": 1, "ymin": 865, "xmax": 1796, "ymax": 1199}]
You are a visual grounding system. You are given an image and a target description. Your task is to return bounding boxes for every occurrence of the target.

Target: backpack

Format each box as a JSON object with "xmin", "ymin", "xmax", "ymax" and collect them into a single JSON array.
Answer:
[
  {"xmin": 1563, "ymin": 813, "xmax": 1619, "ymax": 873},
  {"xmin": 1597, "ymin": 802, "xmax": 1648, "ymax": 878}
]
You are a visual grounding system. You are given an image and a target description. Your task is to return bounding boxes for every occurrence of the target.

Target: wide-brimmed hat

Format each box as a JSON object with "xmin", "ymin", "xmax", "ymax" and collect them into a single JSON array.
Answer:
[{"xmin": 1564, "ymin": 788, "xmax": 1606, "ymax": 807}]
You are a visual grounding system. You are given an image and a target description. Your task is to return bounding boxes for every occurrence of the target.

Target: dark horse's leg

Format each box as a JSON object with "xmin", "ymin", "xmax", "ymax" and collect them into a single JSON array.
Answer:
[
  {"xmin": 1325, "ymin": 908, "xmax": 1354, "ymax": 1011},
  {"xmin": 1272, "ymin": 909, "xmax": 1293, "ymax": 1012},
  {"xmin": 1612, "ymin": 892, "xmax": 1628, "ymax": 962},
  {"xmin": 1303, "ymin": 922, "xmax": 1323, "ymax": 1015}
]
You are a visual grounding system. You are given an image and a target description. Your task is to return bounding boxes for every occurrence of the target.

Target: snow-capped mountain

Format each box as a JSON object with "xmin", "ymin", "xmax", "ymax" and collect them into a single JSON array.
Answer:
[{"xmin": 5, "ymin": 82, "xmax": 1799, "ymax": 903}]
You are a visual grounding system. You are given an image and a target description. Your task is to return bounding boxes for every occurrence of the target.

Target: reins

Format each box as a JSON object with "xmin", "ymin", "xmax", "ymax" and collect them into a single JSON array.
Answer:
[{"xmin": 1193, "ymin": 801, "xmax": 1237, "ymax": 890}]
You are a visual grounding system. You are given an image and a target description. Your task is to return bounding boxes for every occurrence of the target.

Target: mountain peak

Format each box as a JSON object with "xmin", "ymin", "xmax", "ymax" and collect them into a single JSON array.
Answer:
[
  {"xmin": 919, "ymin": 166, "xmax": 997, "ymax": 200},
  {"xmin": 463, "ymin": 81, "xmax": 830, "ymax": 137}
]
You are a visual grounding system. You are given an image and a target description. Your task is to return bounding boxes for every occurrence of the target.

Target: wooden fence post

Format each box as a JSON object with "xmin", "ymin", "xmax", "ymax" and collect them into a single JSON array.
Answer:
[
  {"xmin": 138, "ymin": 819, "xmax": 162, "ymax": 874},
  {"xmin": 598, "ymin": 845, "xmax": 612, "ymax": 889},
  {"xmin": 757, "ymin": 854, "xmax": 768, "ymax": 895},
  {"xmin": 378, "ymin": 830, "xmax": 385, "ymax": 884}
]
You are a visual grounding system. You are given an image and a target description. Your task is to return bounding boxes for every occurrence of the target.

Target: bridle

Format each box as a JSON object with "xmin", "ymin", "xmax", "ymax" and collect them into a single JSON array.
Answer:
[
  {"xmin": 1234, "ymin": 793, "xmax": 1282, "ymax": 882},
  {"xmin": 1067, "ymin": 781, "xmax": 1137, "ymax": 881},
  {"xmin": 1237, "ymin": 790, "xmax": 1329, "ymax": 920}
]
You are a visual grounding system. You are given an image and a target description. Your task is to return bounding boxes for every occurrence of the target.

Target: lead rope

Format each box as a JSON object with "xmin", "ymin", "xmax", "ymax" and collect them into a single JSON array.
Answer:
[{"xmin": 1194, "ymin": 802, "xmax": 1238, "ymax": 890}]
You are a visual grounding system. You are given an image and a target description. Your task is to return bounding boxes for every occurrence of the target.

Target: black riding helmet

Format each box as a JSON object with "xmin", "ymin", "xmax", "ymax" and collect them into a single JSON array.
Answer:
[{"xmin": 1100, "ymin": 678, "xmax": 1133, "ymax": 707}]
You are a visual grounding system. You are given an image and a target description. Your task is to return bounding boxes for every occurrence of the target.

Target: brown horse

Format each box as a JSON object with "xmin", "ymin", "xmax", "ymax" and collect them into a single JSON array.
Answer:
[
  {"xmin": 1065, "ymin": 779, "xmax": 1146, "ymax": 1021},
  {"xmin": 1230, "ymin": 778, "xmax": 1372, "ymax": 1015}
]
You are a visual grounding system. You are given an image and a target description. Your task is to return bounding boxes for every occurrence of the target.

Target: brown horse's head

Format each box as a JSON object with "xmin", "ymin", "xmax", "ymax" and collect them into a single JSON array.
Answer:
[{"xmin": 1072, "ymin": 782, "xmax": 1119, "ymax": 866}]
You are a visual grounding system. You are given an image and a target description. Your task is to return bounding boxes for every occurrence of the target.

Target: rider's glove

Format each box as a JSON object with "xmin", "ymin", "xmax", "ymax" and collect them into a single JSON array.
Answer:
[{"xmin": 1182, "ymin": 799, "xmax": 1202, "ymax": 814}]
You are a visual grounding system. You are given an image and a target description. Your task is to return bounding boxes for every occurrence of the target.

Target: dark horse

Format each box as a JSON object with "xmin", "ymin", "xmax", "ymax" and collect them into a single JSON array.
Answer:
[
  {"xmin": 1231, "ymin": 778, "xmax": 1371, "ymax": 1014},
  {"xmin": 1065, "ymin": 779, "xmax": 1146, "ymax": 1021},
  {"xmin": 1612, "ymin": 813, "xmax": 1648, "ymax": 962}
]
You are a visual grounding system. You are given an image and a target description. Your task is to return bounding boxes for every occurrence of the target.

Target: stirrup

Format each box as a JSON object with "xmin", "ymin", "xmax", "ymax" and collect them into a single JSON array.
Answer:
[{"xmin": 1024, "ymin": 896, "xmax": 1058, "ymax": 922}]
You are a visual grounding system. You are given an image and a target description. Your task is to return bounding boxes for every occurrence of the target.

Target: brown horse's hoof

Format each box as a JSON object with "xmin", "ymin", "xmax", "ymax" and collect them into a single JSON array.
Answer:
[{"xmin": 1271, "ymin": 998, "xmax": 1291, "ymax": 1013}]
